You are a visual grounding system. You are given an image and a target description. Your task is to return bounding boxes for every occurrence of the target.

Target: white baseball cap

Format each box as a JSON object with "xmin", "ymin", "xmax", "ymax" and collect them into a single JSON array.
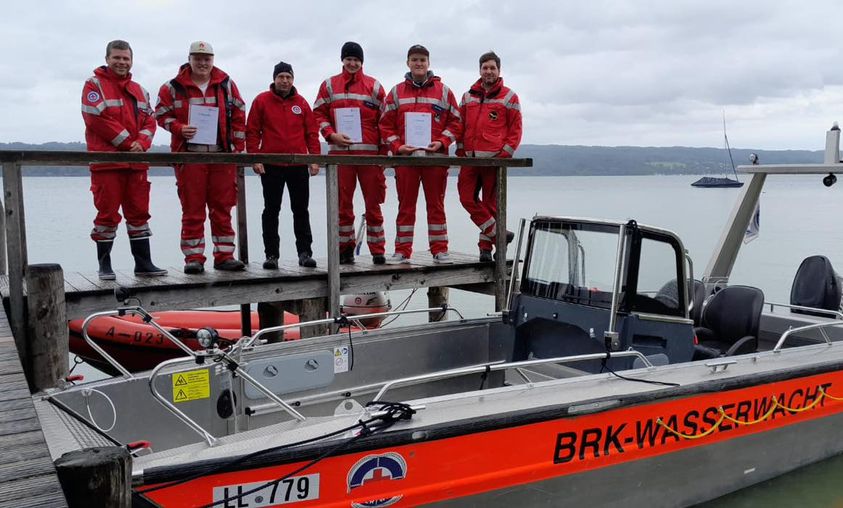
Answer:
[{"xmin": 189, "ymin": 41, "xmax": 214, "ymax": 55}]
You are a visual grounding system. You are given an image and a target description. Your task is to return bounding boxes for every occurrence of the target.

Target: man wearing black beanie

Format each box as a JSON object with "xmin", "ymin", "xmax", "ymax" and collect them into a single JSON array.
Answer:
[
  {"xmin": 246, "ymin": 61, "xmax": 320, "ymax": 271},
  {"xmin": 314, "ymin": 42, "xmax": 388, "ymax": 265}
]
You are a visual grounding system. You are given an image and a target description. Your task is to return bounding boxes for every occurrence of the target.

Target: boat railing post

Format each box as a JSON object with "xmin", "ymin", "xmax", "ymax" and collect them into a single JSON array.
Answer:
[
  {"xmin": 326, "ymin": 164, "xmax": 340, "ymax": 331},
  {"xmin": 494, "ymin": 165, "xmax": 508, "ymax": 311},
  {"xmin": 3, "ymin": 161, "xmax": 27, "ymax": 364}
]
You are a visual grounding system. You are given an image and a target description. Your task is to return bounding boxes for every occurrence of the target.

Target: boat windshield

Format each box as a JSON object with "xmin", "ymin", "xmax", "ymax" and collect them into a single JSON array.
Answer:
[{"xmin": 521, "ymin": 219, "xmax": 686, "ymax": 317}]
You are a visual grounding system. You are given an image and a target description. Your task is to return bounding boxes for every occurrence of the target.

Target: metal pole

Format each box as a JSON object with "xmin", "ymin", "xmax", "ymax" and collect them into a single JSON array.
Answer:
[
  {"xmin": 235, "ymin": 166, "xmax": 250, "ymax": 336},
  {"xmin": 3, "ymin": 162, "xmax": 26, "ymax": 357},
  {"xmin": 494, "ymin": 166, "xmax": 508, "ymax": 311},
  {"xmin": 326, "ymin": 165, "xmax": 341, "ymax": 324}
]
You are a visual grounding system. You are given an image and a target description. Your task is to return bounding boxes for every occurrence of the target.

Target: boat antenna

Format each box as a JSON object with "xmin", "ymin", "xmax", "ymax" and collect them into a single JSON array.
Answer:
[{"xmin": 723, "ymin": 110, "xmax": 739, "ymax": 181}]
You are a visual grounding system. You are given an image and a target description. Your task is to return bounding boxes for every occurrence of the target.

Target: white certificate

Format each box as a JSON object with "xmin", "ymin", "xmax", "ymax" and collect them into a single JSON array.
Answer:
[
  {"xmin": 188, "ymin": 104, "xmax": 219, "ymax": 145},
  {"xmin": 334, "ymin": 107, "xmax": 363, "ymax": 143},
  {"xmin": 404, "ymin": 112, "xmax": 432, "ymax": 148}
]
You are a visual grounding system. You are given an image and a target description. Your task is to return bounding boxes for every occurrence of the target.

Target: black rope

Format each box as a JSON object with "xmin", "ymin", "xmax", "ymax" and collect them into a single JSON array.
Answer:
[
  {"xmin": 600, "ymin": 351, "xmax": 680, "ymax": 387},
  {"xmin": 478, "ymin": 365, "xmax": 491, "ymax": 390}
]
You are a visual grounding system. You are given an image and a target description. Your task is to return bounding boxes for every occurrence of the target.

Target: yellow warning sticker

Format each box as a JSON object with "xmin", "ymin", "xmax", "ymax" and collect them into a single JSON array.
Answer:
[{"xmin": 172, "ymin": 369, "xmax": 210, "ymax": 403}]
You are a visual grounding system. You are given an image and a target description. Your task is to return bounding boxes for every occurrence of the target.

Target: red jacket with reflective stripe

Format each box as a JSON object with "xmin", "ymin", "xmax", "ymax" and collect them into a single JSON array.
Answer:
[
  {"xmin": 154, "ymin": 64, "xmax": 246, "ymax": 153},
  {"xmin": 458, "ymin": 78, "xmax": 522, "ymax": 158},
  {"xmin": 81, "ymin": 66, "xmax": 156, "ymax": 171},
  {"xmin": 246, "ymin": 85, "xmax": 321, "ymax": 163},
  {"xmin": 313, "ymin": 68, "xmax": 385, "ymax": 155},
  {"xmin": 379, "ymin": 73, "xmax": 462, "ymax": 155}
]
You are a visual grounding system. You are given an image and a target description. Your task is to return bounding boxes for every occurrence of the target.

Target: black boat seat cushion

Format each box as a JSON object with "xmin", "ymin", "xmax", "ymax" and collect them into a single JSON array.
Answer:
[
  {"xmin": 693, "ymin": 285, "xmax": 765, "ymax": 360},
  {"xmin": 790, "ymin": 255, "xmax": 842, "ymax": 316},
  {"xmin": 653, "ymin": 279, "xmax": 708, "ymax": 325}
]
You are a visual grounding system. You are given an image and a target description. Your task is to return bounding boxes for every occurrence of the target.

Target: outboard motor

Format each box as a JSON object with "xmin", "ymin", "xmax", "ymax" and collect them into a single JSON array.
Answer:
[
  {"xmin": 341, "ymin": 292, "xmax": 391, "ymax": 328},
  {"xmin": 790, "ymin": 255, "xmax": 842, "ymax": 316}
]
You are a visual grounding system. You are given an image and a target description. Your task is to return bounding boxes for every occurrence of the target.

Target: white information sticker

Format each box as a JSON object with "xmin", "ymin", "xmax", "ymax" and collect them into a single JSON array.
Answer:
[
  {"xmin": 212, "ymin": 474, "xmax": 320, "ymax": 507},
  {"xmin": 334, "ymin": 346, "xmax": 349, "ymax": 373}
]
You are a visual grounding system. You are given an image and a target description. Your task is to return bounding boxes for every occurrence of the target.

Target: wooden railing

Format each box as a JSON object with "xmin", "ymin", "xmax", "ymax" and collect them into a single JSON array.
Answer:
[{"xmin": 0, "ymin": 151, "xmax": 532, "ymax": 347}]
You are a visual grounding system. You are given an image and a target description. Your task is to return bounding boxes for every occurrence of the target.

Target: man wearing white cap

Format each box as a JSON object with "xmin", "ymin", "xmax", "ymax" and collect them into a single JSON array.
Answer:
[{"xmin": 155, "ymin": 41, "xmax": 247, "ymax": 274}]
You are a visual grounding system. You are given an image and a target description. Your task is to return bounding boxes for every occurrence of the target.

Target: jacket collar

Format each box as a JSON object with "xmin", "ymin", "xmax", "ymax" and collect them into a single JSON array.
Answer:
[
  {"xmin": 469, "ymin": 77, "xmax": 503, "ymax": 98},
  {"xmin": 404, "ymin": 71, "xmax": 436, "ymax": 88}
]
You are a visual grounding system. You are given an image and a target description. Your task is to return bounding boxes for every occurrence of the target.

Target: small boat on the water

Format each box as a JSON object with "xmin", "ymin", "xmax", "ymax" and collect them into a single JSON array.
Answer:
[
  {"xmin": 34, "ymin": 126, "xmax": 843, "ymax": 506},
  {"xmin": 692, "ymin": 113, "xmax": 744, "ymax": 188}
]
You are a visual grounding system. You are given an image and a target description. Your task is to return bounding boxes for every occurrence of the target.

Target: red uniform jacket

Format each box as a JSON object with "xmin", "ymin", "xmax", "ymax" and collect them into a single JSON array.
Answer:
[
  {"xmin": 380, "ymin": 72, "xmax": 461, "ymax": 155},
  {"xmin": 458, "ymin": 78, "xmax": 522, "ymax": 158},
  {"xmin": 154, "ymin": 64, "xmax": 246, "ymax": 153},
  {"xmin": 81, "ymin": 66, "xmax": 156, "ymax": 171},
  {"xmin": 313, "ymin": 69, "xmax": 385, "ymax": 155},
  {"xmin": 246, "ymin": 85, "xmax": 321, "ymax": 163}
]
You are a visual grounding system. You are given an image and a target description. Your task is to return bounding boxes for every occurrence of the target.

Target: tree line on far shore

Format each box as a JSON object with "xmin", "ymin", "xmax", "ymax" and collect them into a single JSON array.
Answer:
[{"xmin": 0, "ymin": 142, "xmax": 822, "ymax": 177}]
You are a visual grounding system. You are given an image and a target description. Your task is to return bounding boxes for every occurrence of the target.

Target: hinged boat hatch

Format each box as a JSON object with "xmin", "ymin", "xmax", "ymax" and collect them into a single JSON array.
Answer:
[{"xmin": 510, "ymin": 217, "xmax": 695, "ymax": 370}]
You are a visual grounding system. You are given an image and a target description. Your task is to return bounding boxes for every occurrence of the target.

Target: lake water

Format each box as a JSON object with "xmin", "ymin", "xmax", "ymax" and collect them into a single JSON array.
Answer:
[{"xmin": 20, "ymin": 173, "xmax": 843, "ymax": 506}]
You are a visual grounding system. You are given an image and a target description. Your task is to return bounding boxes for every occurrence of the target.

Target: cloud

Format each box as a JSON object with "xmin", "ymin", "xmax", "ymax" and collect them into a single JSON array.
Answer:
[{"xmin": 2, "ymin": 0, "xmax": 843, "ymax": 149}]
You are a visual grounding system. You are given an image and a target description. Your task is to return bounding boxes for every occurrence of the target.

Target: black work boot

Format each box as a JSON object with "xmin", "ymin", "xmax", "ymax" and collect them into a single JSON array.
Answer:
[
  {"xmin": 130, "ymin": 238, "xmax": 168, "ymax": 277},
  {"xmin": 339, "ymin": 247, "xmax": 355, "ymax": 265},
  {"xmin": 298, "ymin": 252, "xmax": 317, "ymax": 268},
  {"xmin": 97, "ymin": 240, "xmax": 116, "ymax": 280}
]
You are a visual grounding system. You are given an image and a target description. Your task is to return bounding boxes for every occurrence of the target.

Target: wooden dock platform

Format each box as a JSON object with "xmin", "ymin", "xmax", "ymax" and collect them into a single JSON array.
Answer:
[
  {"xmin": 0, "ymin": 308, "xmax": 67, "ymax": 507},
  {"xmin": 0, "ymin": 251, "xmax": 497, "ymax": 320}
]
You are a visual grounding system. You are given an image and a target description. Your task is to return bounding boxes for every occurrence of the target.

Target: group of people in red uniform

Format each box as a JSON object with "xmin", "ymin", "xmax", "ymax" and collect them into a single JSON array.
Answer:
[{"xmin": 81, "ymin": 39, "xmax": 522, "ymax": 279}]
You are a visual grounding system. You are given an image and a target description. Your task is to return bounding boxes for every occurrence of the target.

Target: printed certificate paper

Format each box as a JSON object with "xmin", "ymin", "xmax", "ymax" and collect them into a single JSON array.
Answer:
[
  {"xmin": 334, "ymin": 107, "xmax": 363, "ymax": 143},
  {"xmin": 188, "ymin": 105, "xmax": 219, "ymax": 145},
  {"xmin": 404, "ymin": 112, "xmax": 432, "ymax": 148}
]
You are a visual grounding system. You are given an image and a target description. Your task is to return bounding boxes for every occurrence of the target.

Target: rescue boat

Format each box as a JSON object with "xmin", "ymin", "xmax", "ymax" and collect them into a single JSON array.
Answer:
[
  {"xmin": 68, "ymin": 292, "xmax": 391, "ymax": 375},
  {"xmin": 34, "ymin": 126, "xmax": 843, "ymax": 506}
]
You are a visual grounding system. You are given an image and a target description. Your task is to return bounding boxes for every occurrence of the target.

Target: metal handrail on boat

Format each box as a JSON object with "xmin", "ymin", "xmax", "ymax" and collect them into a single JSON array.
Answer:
[
  {"xmin": 772, "ymin": 320, "xmax": 843, "ymax": 352},
  {"xmin": 766, "ymin": 301, "xmax": 843, "ymax": 320},
  {"xmin": 243, "ymin": 305, "xmax": 467, "ymax": 348},
  {"xmin": 371, "ymin": 349, "xmax": 653, "ymax": 403},
  {"xmin": 80, "ymin": 307, "xmax": 199, "ymax": 379}
]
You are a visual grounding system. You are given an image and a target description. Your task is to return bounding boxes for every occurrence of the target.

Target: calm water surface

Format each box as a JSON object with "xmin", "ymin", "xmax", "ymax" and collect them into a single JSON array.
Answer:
[{"xmin": 23, "ymin": 173, "xmax": 843, "ymax": 506}]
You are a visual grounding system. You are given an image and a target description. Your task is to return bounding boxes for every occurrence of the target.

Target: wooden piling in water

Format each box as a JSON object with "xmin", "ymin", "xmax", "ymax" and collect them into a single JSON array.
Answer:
[
  {"xmin": 55, "ymin": 446, "xmax": 131, "ymax": 508},
  {"xmin": 428, "ymin": 286, "xmax": 449, "ymax": 322},
  {"xmin": 25, "ymin": 264, "xmax": 68, "ymax": 392}
]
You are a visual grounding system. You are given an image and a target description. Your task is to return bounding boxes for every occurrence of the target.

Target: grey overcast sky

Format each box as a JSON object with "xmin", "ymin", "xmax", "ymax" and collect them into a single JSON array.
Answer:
[{"xmin": 3, "ymin": 0, "xmax": 842, "ymax": 150}]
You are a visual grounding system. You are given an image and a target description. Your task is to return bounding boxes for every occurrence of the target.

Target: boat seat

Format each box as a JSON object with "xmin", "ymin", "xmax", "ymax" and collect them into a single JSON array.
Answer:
[
  {"xmin": 692, "ymin": 285, "xmax": 765, "ymax": 360},
  {"xmin": 790, "ymin": 255, "xmax": 842, "ymax": 317},
  {"xmin": 653, "ymin": 278, "xmax": 707, "ymax": 325}
]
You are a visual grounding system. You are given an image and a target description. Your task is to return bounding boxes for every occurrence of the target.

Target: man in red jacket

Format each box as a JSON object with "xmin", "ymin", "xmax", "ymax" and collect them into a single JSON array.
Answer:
[
  {"xmin": 457, "ymin": 51, "xmax": 522, "ymax": 262},
  {"xmin": 380, "ymin": 44, "xmax": 461, "ymax": 264},
  {"xmin": 313, "ymin": 42, "xmax": 387, "ymax": 265},
  {"xmin": 246, "ymin": 61, "xmax": 320, "ymax": 269},
  {"xmin": 81, "ymin": 39, "xmax": 167, "ymax": 280},
  {"xmin": 155, "ymin": 41, "xmax": 247, "ymax": 274}
]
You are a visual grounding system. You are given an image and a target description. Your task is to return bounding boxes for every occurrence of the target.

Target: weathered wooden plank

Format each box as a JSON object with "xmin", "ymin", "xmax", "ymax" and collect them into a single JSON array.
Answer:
[
  {"xmin": 62, "ymin": 272, "xmax": 99, "ymax": 293},
  {"xmin": 0, "ymin": 475, "xmax": 66, "ymax": 506},
  {"xmin": 0, "ymin": 429, "xmax": 48, "ymax": 448},
  {"xmin": 0, "ymin": 454, "xmax": 56, "ymax": 482},
  {"xmin": 0, "ymin": 416, "xmax": 41, "ymax": 436},
  {"xmin": 0, "ymin": 387, "xmax": 31, "ymax": 404},
  {"xmin": 0, "ymin": 400, "xmax": 36, "ymax": 419}
]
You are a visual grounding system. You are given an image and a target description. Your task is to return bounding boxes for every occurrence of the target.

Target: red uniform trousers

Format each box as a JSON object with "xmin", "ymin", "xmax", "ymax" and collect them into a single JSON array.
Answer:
[
  {"xmin": 457, "ymin": 166, "xmax": 499, "ymax": 251},
  {"xmin": 338, "ymin": 164, "xmax": 386, "ymax": 255},
  {"xmin": 393, "ymin": 166, "xmax": 449, "ymax": 257},
  {"xmin": 175, "ymin": 163, "xmax": 237, "ymax": 264},
  {"xmin": 89, "ymin": 170, "xmax": 152, "ymax": 242}
]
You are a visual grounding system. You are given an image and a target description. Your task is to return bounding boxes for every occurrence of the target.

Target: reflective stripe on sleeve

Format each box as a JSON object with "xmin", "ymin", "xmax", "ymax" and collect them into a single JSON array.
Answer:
[{"xmin": 111, "ymin": 129, "xmax": 130, "ymax": 147}]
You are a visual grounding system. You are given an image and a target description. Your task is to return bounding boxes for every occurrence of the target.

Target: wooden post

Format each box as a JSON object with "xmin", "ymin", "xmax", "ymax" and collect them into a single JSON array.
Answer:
[
  {"xmin": 3, "ymin": 162, "xmax": 27, "ymax": 359},
  {"xmin": 298, "ymin": 297, "xmax": 329, "ymax": 338},
  {"xmin": 494, "ymin": 166, "xmax": 508, "ymax": 311},
  {"xmin": 235, "ymin": 166, "xmax": 251, "ymax": 337},
  {"xmin": 427, "ymin": 287, "xmax": 449, "ymax": 322},
  {"xmin": 326, "ymin": 165, "xmax": 341, "ymax": 326},
  {"xmin": 257, "ymin": 301, "xmax": 284, "ymax": 343},
  {"xmin": 0, "ymin": 193, "xmax": 6, "ymax": 276},
  {"xmin": 25, "ymin": 264, "xmax": 68, "ymax": 392},
  {"xmin": 55, "ymin": 446, "xmax": 131, "ymax": 508}
]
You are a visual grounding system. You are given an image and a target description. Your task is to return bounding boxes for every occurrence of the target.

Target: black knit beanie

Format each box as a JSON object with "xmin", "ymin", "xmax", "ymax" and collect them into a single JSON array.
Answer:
[
  {"xmin": 273, "ymin": 61, "xmax": 294, "ymax": 78},
  {"xmin": 341, "ymin": 41, "xmax": 364, "ymax": 62}
]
